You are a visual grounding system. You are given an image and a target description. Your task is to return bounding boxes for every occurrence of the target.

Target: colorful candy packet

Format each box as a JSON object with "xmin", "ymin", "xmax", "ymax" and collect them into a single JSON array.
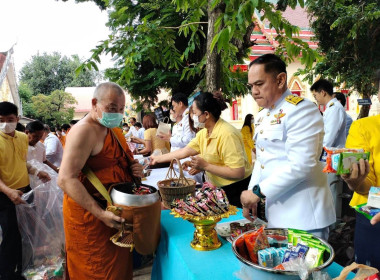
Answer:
[{"xmin": 322, "ymin": 147, "xmax": 365, "ymax": 173}]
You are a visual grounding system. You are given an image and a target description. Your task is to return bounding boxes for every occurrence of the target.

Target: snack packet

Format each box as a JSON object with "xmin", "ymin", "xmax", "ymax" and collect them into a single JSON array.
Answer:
[
  {"xmin": 337, "ymin": 152, "xmax": 370, "ymax": 175},
  {"xmin": 322, "ymin": 147, "xmax": 364, "ymax": 173},
  {"xmin": 244, "ymin": 226, "xmax": 269, "ymax": 263},
  {"xmin": 367, "ymin": 187, "xmax": 380, "ymax": 209}
]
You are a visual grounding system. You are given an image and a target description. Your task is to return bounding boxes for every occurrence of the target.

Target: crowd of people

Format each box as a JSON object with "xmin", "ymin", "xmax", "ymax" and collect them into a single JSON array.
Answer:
[{"xmin": 0, "ymin": 54, "xmax": 379, "ymax": 279}]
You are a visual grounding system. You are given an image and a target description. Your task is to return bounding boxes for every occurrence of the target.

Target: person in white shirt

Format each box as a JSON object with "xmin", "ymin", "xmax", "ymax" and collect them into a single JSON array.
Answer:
[
  {"xmin": 25, "ymin": 121, "xmax": 59, "ymax": 172},
  {"xmin": 133, "ymin": 122, "xmax": 145, "ymax": 149},
  {"xmin": 334, "ymin": 92, "xmax": 353, "ymax": 138},
  {"xmin": 125, "ymin": 117, "xmax": 139, "ymax": 138},
  {"xmin": 42, "ymin": 125, "xmax": 64, "ymax": 167},
  {"xmin": 311, "ymin": 79, "xmax": 346, "ymax": 222},
  {"xmin": 158, "ymin": 93, "xmax": 195, "ymax": 151}
]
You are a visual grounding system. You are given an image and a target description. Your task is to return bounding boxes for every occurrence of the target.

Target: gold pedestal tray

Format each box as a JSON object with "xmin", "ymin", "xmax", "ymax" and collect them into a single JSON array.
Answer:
[{"xmin": 171, "ymin": 205, "xmax": 238, "ymax": 251}]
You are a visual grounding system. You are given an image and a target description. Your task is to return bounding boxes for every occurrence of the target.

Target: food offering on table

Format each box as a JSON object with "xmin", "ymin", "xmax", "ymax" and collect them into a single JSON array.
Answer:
[
  {"xmin": 215, "ymin": 218, "xmax": 267, "ymax": 243},
  {"xmin": 322, "ymin": 147, "xmax": 370, "ymax": 174},
  {"xmin": 171, "ymin": 182, "xmax": 238, "ymax": 251},
  {"xmin": 232, "ymin": 227, "xmax": 335, "ymax": 275},
  {"xmin": 353, "ymin": 187, "xmax": 380, "ymax": 220},
  {"xmin": 158, "ymin": 158, "xmax": 196, "ymax": 208}
]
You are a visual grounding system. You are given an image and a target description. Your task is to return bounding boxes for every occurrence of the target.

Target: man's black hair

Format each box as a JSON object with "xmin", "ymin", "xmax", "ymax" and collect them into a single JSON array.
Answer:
[
  {"xmin": 25, "ymin": 120, "xmax": 45, "ymax": 133},
  {"xmin": 171, "ymin": 93, "xmax": 188, "ymax": 107},
  {"xmin": 70, "ymin": 120, "xmax": 78, "ymax": 125},
  {"xmin": 334, "ymin": 92, "xmax": 346, "ymax": 107},
  {"xmin": 129, "ymin": 117, "xmax": 136, "ymax": 122},
  {"xmin": 248, "ymin": 54, "xmax": 287, "ymax": 76},
  {"xmin": 16, "ymin": 123, "xmax": 25, "ymax": 132},
  {"xmin": 310, "ymin": 79, "xmax": 334, "ymax": 96},
  {"xmin": 122, "ymin": 123, "xmax": 128, "ymax": 127},
  {"xmin": 0, "ymin": 101, "xmax": 18, "ymax": 116},
  {"xmin": 134, "ymin": 122, "xmax": 142, "ymax": 128},
  {"xmin": 61, "ymin": 124, "xmax": 70, "ymax": 130}
]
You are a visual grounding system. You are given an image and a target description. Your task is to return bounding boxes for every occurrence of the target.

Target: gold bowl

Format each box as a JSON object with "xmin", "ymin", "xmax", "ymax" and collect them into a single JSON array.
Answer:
[{"xmin": 171, "ymin": 205, "xmax": 238, "ymax": 251}]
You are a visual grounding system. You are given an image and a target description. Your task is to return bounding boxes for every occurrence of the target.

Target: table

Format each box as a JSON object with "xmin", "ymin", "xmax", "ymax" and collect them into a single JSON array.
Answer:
[{"xmin": 152, "ymin": 210, "xmax": 355, "ymax": 280}]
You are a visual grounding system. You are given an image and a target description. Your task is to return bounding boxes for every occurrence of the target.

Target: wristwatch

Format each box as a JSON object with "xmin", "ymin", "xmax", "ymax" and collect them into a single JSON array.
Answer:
[{"xmin": 252, "ymin": 184, "xmax": 266, "ymax": 199}]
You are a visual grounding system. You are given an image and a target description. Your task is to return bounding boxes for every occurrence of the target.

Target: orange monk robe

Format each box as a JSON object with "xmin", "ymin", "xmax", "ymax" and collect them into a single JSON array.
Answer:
[
  {"xmin": 63, "ymin": 128, "xmax": 134, "ymax": 280},
  {"xmin": 58, "ymin": 135, "xmax": 66, "ymax": 148}
]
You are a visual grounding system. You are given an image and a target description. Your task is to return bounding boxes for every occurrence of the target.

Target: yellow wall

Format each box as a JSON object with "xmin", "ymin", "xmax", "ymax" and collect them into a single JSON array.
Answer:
[{"xmin": 0, "ymin": 78, "xmax": 14, "ymax": 103}]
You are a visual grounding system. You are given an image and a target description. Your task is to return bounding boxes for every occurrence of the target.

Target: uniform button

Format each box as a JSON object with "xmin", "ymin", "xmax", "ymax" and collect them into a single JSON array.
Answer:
[
  {"xmin": 260, "ymin": 130, "xmax": 263, "ymax": 134},
  {"xmin": 267, "ymin": 112, "xmax": 270, "ymax": 116},
  {"xmin": 261, "ymin": 147, "xmax": 264, "ymax": 152},
  {"xmin": 261, "ymin": 165, "xmax": 264, "ymax": 169}
]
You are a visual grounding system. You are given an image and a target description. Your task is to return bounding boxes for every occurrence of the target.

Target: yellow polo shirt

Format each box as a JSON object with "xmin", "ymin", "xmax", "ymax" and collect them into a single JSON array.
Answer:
[
  {"xmin": 187, "ymin": 118, "xmax": 252, "ymax": 187},
  {"xmin": 346, "ymin": 115, "xmax": 380, "ymax": 206},
  {"xmin": 144, "ymin": 128, "xmax": 170, "ymax": 152},
  {"xmin": 0, "ymin": 130, "xmax": 29, "ymax": 190}
]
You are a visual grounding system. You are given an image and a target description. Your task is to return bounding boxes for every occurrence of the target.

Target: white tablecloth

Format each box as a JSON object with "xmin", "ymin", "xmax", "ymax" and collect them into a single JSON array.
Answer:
[{"xmin": 141, "ymin": 168, "xmax": 168, "ymax": 189}]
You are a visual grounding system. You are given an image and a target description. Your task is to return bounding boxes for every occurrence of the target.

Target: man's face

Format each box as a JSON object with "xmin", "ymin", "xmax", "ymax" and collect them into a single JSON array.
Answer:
[
  {"xmin": 312, "ymin": 90, "xmax": 325, "ymax": 106},
  {"xmin": 129, "ymin": 119, "xmax": 136, "ymax": 126},
  {"xmin": 26, "ymin": 130, "xmax": 44, "ymax": 146},
  {"xmin": 172, "ymin": 101, "xmax": 184, "ymax": 116},
  {"xmin": 0, "ymin": 114, "xmax": 18, "ymax": 124},
  {"xmin": 94, "ymin": 90, "xmax": 126, "ymax": 119},
  {"xmin": 248, "ymin": 64, "xmax": 286, "ymax": 108}
]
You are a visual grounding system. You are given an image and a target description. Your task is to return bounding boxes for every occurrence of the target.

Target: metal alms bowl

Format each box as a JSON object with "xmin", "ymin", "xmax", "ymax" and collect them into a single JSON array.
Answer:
[
  {"xmin": 232, "ymin": 228, "xmax": 335, "ymax": 276},
  {"xmin": 110, "ymin": 182, "xmax": 159, "ymax": 207}
]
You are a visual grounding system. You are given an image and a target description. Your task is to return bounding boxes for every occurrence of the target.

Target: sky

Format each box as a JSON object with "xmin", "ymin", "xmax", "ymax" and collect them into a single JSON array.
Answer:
[{"xmin": 0, "ymin": 0, "xmax": 113, "ymax": 77}]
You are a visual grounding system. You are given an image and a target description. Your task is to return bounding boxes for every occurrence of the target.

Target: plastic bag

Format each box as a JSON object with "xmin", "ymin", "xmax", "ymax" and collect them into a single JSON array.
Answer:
[
  {"xmin": 156, "ymin": 117, "xmax": 171, "ymax": 136},
  {"xmin": 334, "ymin": 262, "xmax": 379, "ymax": 280},
  {"xmin": 27, "ymin": 159, "xmax": 58, "ymax": 190},
  {"xmin": 16, "ymin": 173, "xmax": 65, "ymax": 275}
]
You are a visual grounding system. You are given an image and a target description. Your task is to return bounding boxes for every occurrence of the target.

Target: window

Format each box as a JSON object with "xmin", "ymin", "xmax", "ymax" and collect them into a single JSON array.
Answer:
[{"xmin": 231, "ymin": 101, "xmax": 239, "ymax": 120}]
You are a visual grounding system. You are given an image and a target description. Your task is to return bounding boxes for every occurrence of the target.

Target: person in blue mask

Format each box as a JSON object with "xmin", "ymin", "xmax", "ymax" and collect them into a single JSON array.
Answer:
[{"xmin": 57, "ymin": 82, "xmax": 144, "ymax": 279}]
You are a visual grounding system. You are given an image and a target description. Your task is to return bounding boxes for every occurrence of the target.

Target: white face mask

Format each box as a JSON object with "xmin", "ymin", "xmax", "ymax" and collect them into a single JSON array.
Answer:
[
  {"xmin": 0, "ymin": 122, "xmax": 17, "ymax": 134},
  {"xmin": 170, "ymin": 115, "xmax": 176, "ymax": 122},
  {"xmin": 251, "ymin": 119, "xmax": 255, "ymax": 124},
  {"xmin": 192, "ymin": 115, "xmax": 205, "ymax": 129}
]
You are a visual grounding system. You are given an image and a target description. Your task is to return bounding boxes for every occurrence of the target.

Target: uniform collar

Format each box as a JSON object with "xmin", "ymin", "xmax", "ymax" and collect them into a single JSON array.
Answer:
[
  {"xmin": 269, "ymin": 89, "xmax": 291, "ymax": 111},
  {"xmin": 182, "ymin": 107, "xmax": 189, "ymax": 117},
  {"xmin": 326, "ymin": 98, "xmax": 336, "ymax": 108},
  {"xmin": 208, "ymin": 118, "xmax": 223, "ymax": 139}
]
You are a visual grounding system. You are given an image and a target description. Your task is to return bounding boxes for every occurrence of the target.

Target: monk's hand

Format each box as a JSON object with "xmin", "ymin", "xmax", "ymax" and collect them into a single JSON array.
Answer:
[
  {"xmin": 37, "ymin": 171, "xmax": 51, "ymax": 182},
  {"xmin": 190, "ymin": 156, "xmax": 208, "ymax": 171},
  {"xmin": 370, "ymin": 212, "xmax": 380, "ymax": 225},
  {"xmin": 100, "ymin": 210, "xmax": 125, "ymax": 230},
  {"xmin": 341, "ymin": 159, "xmax": 370, "ymax": 192},
  {"xmin": 5, "ymin": 188, "xmax": 26, "ymax": 205},
  {"xmin": 240, "ymin": 190, "xmax": 260, "ymax": 222},
  {"xmin": 130, "ymin": 159, "xmax": 144, "ymax": 178}
]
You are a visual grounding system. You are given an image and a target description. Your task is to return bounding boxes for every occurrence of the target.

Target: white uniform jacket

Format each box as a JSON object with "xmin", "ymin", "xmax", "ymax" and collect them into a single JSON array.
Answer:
[
  {"xmin": 323, "ymin": 98, "xmax": 346, "ymax": 148},
  {"xmin": 170, "ymin": 107, "xmax": 195, "ymax": 151},
  {"xmin": 249, "ymin": 90, "xmax": 336, "ymax": 230}
]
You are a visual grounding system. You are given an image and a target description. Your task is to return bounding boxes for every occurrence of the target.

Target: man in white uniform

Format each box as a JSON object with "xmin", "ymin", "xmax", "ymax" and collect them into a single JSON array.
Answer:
[
  {"xmin": 311, "ymin": 79, "xmax": 346, "ymax": 222},
  {"xmin": 26, "ymin": 121, "xmax": 59, "ymax": 172},
  {"xmin": 42, "ymin": 125, "xmax": 64, "ymax": 167},
  {"xmin": 241, "ymin": 54, "xmax": 336, "ymax": 240},
  {"xmin": 158, "ymin": 93, "xmax": 195, "ymax": 151}
]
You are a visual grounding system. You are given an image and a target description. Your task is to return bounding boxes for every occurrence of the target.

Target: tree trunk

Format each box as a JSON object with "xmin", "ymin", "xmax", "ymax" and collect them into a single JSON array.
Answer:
[
  {"xmin": 205, "ymin": 1, "xmax": 224, "ymax": 93},
  {"xmin": 357, "ymin": 91, "xmax": 371, "ymax": 119}
]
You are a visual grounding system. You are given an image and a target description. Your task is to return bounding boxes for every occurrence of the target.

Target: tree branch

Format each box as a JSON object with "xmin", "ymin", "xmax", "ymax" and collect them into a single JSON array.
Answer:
[{"xmin": 160, "ymin": 22, "xmax": 208, "ymax": 29}]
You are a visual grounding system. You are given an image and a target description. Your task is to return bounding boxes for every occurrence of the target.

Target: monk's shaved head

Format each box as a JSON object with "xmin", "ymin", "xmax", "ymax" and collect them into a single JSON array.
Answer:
[{"xmin": 93, "ymin": 82, "xmax": 124, "ymax": 101}]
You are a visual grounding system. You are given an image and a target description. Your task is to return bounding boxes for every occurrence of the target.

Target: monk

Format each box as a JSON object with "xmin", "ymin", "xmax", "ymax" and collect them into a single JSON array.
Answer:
[{"xmin": 58, "ymin": 82, "xmax": 144, "ymax": 280}]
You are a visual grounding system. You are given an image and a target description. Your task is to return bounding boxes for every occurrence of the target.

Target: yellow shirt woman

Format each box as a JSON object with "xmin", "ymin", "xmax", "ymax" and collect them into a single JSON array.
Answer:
[
  {"xmin": 346, "ymin": 115, "xmax": 380, "ymax": 206},
  {"xmin": 241, "ymin": 124, "xmax": 255, "ymax": 165},
  {"xmin": 144, "ymin": 128, "xmax": 170, "ymax": 154}
]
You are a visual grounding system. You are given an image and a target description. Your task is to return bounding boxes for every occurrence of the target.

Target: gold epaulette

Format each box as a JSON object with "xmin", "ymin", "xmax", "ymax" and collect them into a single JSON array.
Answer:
[
  {"xmin": 285, "ymin": 95, "xmax": 304, "ymax": 105},
  {"xmin": 258, "ymin": 107, "xmax": 264, "ymax": 112},
  {"xmin": 329, "ymin": 103, "xmax": 334, "ymax": 107}
]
